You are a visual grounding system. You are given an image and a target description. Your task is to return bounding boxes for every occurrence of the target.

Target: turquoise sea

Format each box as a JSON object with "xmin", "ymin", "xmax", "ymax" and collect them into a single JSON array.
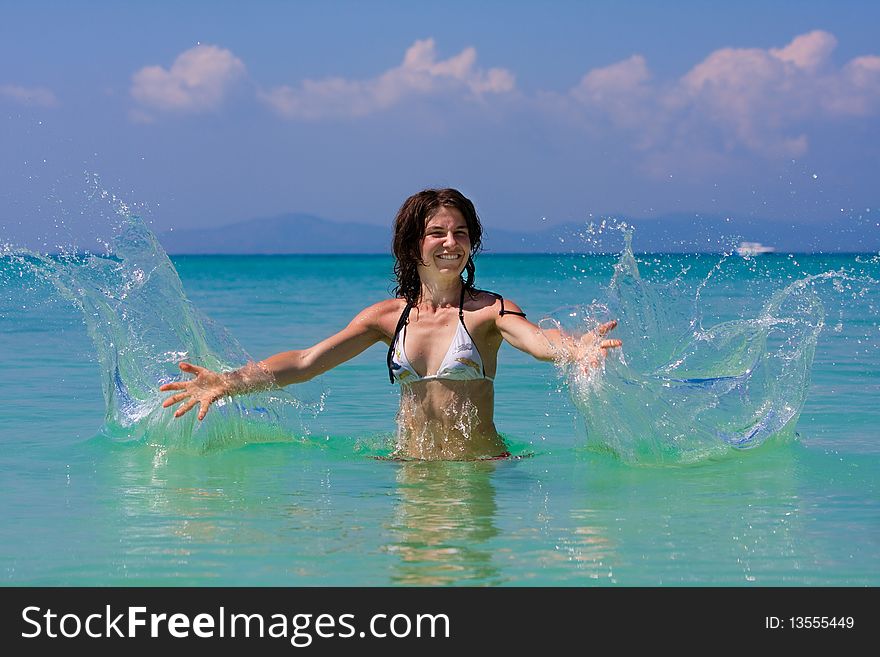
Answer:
[{"xmin": 1, "ymin": 215, "xmax": 878, "ymax": 586}]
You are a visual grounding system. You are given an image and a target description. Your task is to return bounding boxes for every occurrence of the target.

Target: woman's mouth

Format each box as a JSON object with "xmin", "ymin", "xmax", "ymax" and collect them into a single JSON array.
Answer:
[{"xmin": 436, "ymin": 254, "xmax": 462, "ymax": 261}]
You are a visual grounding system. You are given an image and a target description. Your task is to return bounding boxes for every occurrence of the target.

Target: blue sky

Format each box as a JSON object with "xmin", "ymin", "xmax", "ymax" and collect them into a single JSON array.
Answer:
[{"xmin": 2, "ymin": 0, "xmax": 878, "ymax": 245}]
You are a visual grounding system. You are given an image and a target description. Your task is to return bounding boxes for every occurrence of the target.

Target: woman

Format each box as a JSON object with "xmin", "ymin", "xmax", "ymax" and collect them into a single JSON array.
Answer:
[{"xmin": 160, "ymin": 188, "xmax": 621, "ymax": 460}]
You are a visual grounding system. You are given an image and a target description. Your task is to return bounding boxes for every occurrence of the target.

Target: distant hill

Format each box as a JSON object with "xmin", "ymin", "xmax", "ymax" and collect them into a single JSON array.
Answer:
[
  {"xmin": 158, "ymin": 211, "xmax": 879, "ymax": 254},
  {"xmin": 158, "ymin": 213, "xmax": 389, "ymax": 254}
]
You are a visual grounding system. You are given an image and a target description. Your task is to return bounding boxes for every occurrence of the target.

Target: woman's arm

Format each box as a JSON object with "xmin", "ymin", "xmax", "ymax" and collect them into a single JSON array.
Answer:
[
  {"xmin": 494, "ymin": 298, "xmax": 621, "ymax": 363},
  {"xmin": 160, "ymin": 302, "xmax": 391, "ymax": 420}
]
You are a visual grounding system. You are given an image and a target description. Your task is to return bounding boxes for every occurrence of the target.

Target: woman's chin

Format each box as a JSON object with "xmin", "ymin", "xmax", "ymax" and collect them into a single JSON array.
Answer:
[{"xmin": 419, "ymin": 262, "xmax": 466, "ymax": 279}]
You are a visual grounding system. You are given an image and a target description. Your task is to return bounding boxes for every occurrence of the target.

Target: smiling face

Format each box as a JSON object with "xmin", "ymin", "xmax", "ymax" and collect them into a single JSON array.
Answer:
[
  {"xmin": 392, "ymin": 188, "xmax": 483, "ymax": 305},
  {"xmin": 418, "ymin": 207, "xmax": 471, "ymax": 279}
]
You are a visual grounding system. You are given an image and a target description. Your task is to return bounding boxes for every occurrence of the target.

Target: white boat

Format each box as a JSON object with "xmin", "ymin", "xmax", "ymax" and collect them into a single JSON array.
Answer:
[{"xmin": 736, "ymin": 241, "xmax": 776, "ymax": 256}]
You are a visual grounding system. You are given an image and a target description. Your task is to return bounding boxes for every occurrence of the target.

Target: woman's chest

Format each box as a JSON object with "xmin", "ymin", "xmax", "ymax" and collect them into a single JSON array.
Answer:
[{"xmin": 402, "ymin": 309, "xmax": 499, "ymax": 373}]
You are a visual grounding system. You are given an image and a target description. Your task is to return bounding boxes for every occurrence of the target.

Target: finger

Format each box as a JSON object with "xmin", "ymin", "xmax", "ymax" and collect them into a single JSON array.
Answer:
[
  {"xmin": 174, "ymin": 398, "xmax": 198, "ymax": 418},
  {"xmin": 597, "ymin": 320, "xmax": 618, "ymax": 336},
  {"xmin": 197, "ymin": 400, "xmax": 210, "ymax": 421},
  {"xmin": 600, "ymin": 339, "xmax": 622, "ymax": 349},
  {"xmin": 162, "ymin": 392, "xmax": 189, "ymax": 408},
  {"xmin": 179, "ymin": 362, "xmax": 206, "ymax": 375},
  {"xmin": 159, "ymin": 382, "xmax": 186, "ymax": 392}
]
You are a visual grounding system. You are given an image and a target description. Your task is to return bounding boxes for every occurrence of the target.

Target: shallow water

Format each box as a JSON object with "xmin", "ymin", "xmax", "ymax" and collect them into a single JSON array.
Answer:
[{"xmin": 1, "ymin": 214, "xmax": 878, "ymax": 585}]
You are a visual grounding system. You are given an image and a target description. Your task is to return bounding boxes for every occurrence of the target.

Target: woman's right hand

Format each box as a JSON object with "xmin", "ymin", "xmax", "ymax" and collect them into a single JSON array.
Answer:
[{"xmin": 159, "ymin": 362, "xmax": 229, "ymax": 421}]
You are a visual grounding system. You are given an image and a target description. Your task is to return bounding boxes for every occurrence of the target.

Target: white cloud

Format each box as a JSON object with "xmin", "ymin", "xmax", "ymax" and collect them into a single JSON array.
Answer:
[
  {"xmin": 570, "ymin": 55, "xmax": 653, "ymax": 128},
  {"xmin": 130, "ymin": 44, "xmax": 246, "ymax": 114},
  {"xmin": 259, "ymin": 38, "xmax": 515, "ymax": 120},
  {"xmin": 0, "ymin": 84, "xmax": 58, "ymax": 107},
  {"xmin": 769, "ymin": 30, "xmax": 837, "ymax": 72},
  {"xmin": 564, "ymin": 30, "xmax": 880, "ymax": 161},
  {"xmin": 832, "ymin": 55, "xmax": 880, "ymax": 116},
  {"xmin": 574, "ymin": 54, "xmax": 651, "ymax": 99},
  {"xmin": 678, "ymin": 42, "xmax": 814, "ymax": 155},
  {"xmin": 120, "ymin": 32, "xmax": 877, "ymax": 169}
]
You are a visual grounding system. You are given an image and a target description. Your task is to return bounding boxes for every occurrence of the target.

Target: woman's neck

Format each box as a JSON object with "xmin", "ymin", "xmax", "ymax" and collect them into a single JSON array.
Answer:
[{"xmin": 418, "ymin": 277, "xmax": 462, "ymax": 309}]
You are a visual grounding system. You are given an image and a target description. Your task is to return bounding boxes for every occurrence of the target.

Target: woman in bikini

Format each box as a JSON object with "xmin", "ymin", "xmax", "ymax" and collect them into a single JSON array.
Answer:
[{"xmin": 160, "ymin": 188, "xmax": 622, "ymax": 460}]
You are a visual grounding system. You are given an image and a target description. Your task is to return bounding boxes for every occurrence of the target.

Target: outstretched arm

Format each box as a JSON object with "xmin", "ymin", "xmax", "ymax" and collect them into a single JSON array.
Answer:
[
  {"xmin": 160, "ymin": 303, "xmax": 389, "ymax": 420},
  {"xmin": 495, "ymin": 298, "xmax": 622, "ymax": 364}
]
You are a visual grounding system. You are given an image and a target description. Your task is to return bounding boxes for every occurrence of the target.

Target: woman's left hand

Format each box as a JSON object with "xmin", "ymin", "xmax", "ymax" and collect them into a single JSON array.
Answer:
[{"xmin": 574, "ymin": 320, "xmax": 622, "ymax": 369}]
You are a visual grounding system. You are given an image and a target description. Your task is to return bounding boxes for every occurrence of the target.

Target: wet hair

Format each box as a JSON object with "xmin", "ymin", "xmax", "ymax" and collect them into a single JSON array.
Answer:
[{"xmin": 392, "ymin": 188, "xmax": 483, "ymax": 306}]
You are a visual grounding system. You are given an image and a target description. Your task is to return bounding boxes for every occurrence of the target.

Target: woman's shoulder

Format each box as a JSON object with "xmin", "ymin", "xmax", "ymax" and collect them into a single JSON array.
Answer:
[
  {"xmin": 358, "ymin": 298, "xmax": 407, "ymax": 319},
  {"xmin": 470, "ymin": 288, "xmax": 518, "ymax": 305},
  {"xmin": 470, "ymin": 289, "xmax": 500, "ymax": 307},
  {"xmin": 469, "ymin": 289, "xmax": 526, "ymax": 317},
  {"xmin": 346, "ymin": 299, "xmax": 407, "ymax": 339}
]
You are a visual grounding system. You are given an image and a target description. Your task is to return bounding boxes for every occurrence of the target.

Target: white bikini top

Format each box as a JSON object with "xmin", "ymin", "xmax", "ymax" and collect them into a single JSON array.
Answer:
[{"xmin": 386, "ymin": 287, "xmax": 526, "ymax": 385}]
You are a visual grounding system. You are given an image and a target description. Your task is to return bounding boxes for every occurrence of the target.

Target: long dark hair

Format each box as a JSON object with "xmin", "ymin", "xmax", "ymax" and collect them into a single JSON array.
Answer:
[{"xmin": 392, "ymin": 188, "xmax": 483, "ymax": 306}]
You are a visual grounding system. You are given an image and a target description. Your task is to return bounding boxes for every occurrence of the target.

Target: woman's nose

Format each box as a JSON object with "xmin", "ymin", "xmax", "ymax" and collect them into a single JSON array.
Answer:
[{"xmin": 442, "ymin": 231, "xmax": 456, "ymax": 247}]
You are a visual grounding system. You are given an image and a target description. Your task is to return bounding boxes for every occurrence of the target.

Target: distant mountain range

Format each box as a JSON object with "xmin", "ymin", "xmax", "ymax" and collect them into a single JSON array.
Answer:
[{"xmin": 158, "ymin": 211, "xmax": 879, "ymax": 254}]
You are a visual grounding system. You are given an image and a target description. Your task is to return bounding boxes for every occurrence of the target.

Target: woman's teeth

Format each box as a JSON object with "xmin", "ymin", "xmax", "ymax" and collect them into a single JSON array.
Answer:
[{"xmin": 437, "ymin": 254, "xmax": 461, "ymax": 260}]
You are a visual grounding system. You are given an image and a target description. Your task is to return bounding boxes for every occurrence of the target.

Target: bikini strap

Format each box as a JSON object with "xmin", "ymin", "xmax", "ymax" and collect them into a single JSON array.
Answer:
[
  {"xmin": 387, "ymin": 301, "xmax": 412, "ymax": 384},
  {"xmin": 482, "ymin": 289, "xmax": 527, "ymax": 318},
  {"xmin": 459, "ymin": 286, "xmax": 486, "ymax": 378}
]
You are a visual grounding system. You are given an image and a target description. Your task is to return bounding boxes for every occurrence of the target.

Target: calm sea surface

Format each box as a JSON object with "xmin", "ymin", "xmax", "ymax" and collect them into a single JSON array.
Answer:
[{"xmin": 1, "ymin": 250, "xmax": 878, "ymax": 585}]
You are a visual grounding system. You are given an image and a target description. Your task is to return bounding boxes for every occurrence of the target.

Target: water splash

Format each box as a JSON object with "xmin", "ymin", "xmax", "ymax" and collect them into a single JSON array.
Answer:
[
  {"xmin": 1, "ymin": 183, "xmax": 322, "ymax": 452},
  {"xmin": 551, "ymin": 227, "xmax": 878, "ymax": 464},
  {"xmin": 4, "ymin": 182, "xmax": 876, "ymax": 463}
]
